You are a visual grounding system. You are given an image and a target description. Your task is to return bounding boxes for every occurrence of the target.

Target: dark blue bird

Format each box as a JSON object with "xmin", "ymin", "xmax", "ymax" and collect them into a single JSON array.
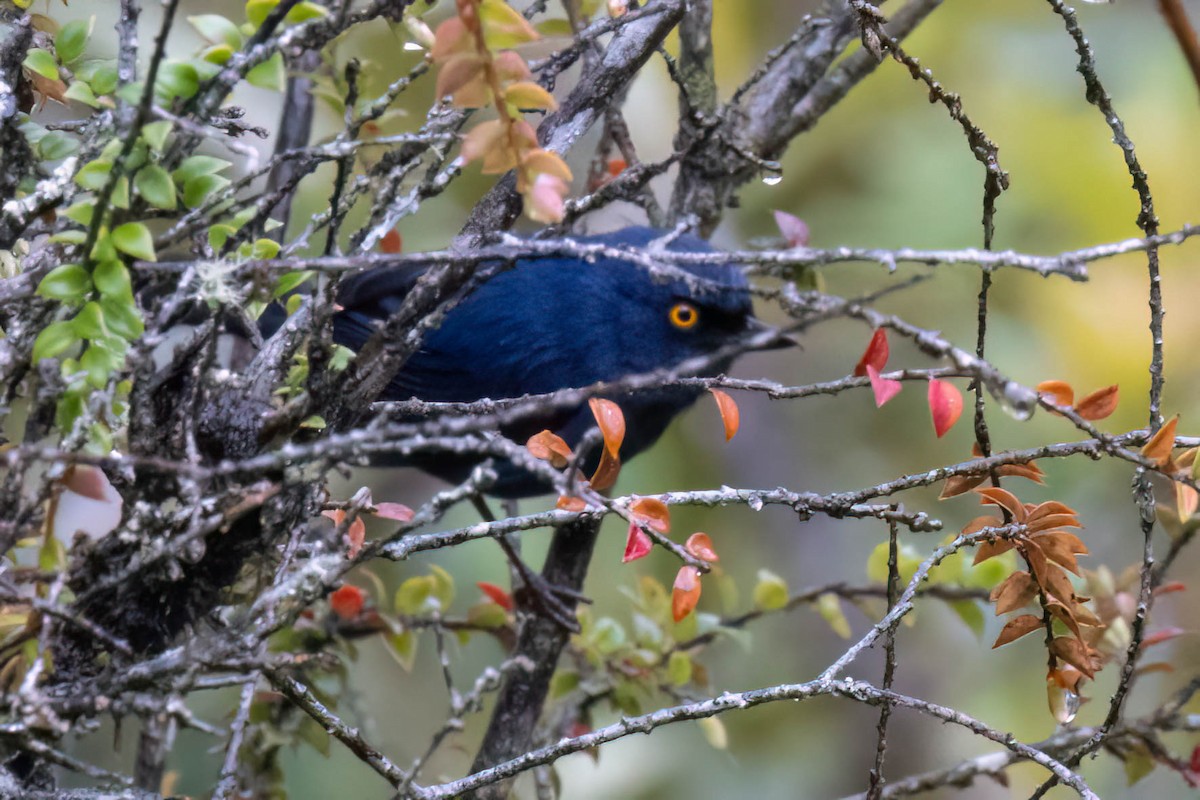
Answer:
[{"xmin": 300, "ymin": 226, "xmax": 784, "ymax": 496}]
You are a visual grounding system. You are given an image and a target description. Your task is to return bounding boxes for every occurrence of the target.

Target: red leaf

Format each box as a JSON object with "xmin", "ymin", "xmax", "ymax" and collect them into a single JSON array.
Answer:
[
  {"xmin": 588, "ymin": 448, "xmax": 621, "ymax": 491},
  {"xmin": 928, "ymin": 379, "xmax": 963, "ymax": 437},
  {"xmin": 373, "ymin": 502, "xmax": 414, "ymax": 522},
  {"xmin": 685, "ymin": 532, "xmax": 719, "ymax": 562},
  {"xmin": 330, "ymin": 585, "xmax": 365, "ymax": 620},
  {"xmin": 379, "ymin": 229, "xmax": 403, "ymax": 254},
  {"xmin": 854, "ymin": 329, "xmax": 889, "ymax": 377},
  {"xmin": 772, "ymin": 210, "xmax": 810, "ymax": 248},
  {"xmin": 866, "ymin": 365, "xmax": 901, "ymax": 408},
  {"xmin": 477, "ymin": 581, "xmax": 514, "ymax": 611},
  {"xmin": 672, "ymin": 566, "xmax": 702, "ymax": 622},
  {"xmin": 709, "ymin": 389, "xmax": 739, "ymax": 441},
  {"xmin": 1190, "ymin": 744, "xmax": 1200, "ymax": 775},
  {"xmin": 622, "ymin": 522, "xmax": 652, "ymax": 563},
  {"xmin": 1141, "ymin": 627, "xmax": 1186, "ymax": 648},
  {"xmin": 1155, "ymin": 581, "xmax": 1186, "ymax": 596},
  {"xmin": 606, "ymin": 158, "xmax": 627, "ymax": 177}
]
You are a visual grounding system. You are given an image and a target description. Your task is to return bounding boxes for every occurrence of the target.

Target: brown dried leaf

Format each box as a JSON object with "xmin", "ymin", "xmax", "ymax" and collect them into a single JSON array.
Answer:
[
  {"xmin": 1074, "ymin": 384, "xmax": 1119, "ymax": 421},
  {"xmin": 996, "ymin": 462, "xmax": 1046, "ymax": 484},
  {"xmin": 1046, "ymin": 601, "xmax": 1083, "ymax": 640},
  {"xmin": 973, "ymin": 537, "xmax": 1016, "ymax": 566},
  {"xmin": 1141, "ymin": 415, "xmax": 1179, "ymax": 466},
  {"xmin": 588, "ymin": 448, "xmax": 620, "ymax": 491},
  {"xmin": 940, "ymin": 474, "xmax": 986, "ymax": 500},
  {"xmin": 1025, "ymin": 500, "xmax": 1078, "ymax": 524},
  {"xmin": 991, "ymin": 571, "xmax": 1037, "ymax": 615},
  {"xmin": 1050, "ymin": 636, "xmax": 1097, "ymax": 678},
  {"xmin": 963, "ymin": 515, "xmax": 1001, "ymax": 535},
  {"xmin": 975, "ymin": 486, "xmax": 1025, "ymax": 521},
  {"xmin": 1025, "ymin": 513, "xmax": 1082, "ymax": 534},
  {"xmin": 1041, "ymin": 565, "xmax": 1078, "ymax": 607},
  {"xmin": 992, "ymin": 614, "xmax": 1043, "ymax": 648}
]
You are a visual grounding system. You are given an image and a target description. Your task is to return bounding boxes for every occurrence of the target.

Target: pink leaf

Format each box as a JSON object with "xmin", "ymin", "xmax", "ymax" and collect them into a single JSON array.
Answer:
[
  {"xmin": 867, "ymin": 365, "xmax": 901, "ymax": 407},
  {"xmin": 773, "ymin": 210, "xmax": 809, "ymax": 248}
]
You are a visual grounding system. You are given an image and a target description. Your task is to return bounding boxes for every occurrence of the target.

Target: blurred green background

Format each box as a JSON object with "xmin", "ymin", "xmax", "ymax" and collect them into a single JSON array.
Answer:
[{"xmin": 54, "ymin": 0, "xmax": 1200, "ymax": 796}]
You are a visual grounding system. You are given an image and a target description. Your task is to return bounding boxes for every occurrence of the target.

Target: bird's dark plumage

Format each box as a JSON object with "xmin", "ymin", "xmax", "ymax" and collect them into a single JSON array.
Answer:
[{"xmin": 287, "ymin": 227, "xmax": 775, "ymax": 496}]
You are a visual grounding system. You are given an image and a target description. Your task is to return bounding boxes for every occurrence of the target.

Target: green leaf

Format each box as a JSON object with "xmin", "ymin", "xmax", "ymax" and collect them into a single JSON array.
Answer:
[
  {"xmin": 246, "ymin": 52, "xmax": 285, "ymax": 91},
  {"xmin": 286, "ymin": 1, "xmax": 328, "ymax": 22},
  {"xmin": 38, "ymin": 264, "xmax": 92, "ymax": 301},
  {"xmin": 245, "ymin": 0, "xmax": 279, "ymax": 28},
  {"xmin": 866, "ymin": 540, "xmax": 922, "ymax": 586},
  {"xmin": 173, "ymin": 155, "xmax": 232, "ymax": 185},
  {"xmin": 188, "ymin": 14, "xmax": 244, "ymax": 47},
  {"xmin": 99, "ymin": 296, "xmax": 143, "ymax": 340},
  {"xmin": 666, "ymin": 651, "xmax": 692, "ymax": 686},
  {"xmin": 110, "ymin": 176, "xmax": 131, "ymax": 210},
  {"xmin": 62, "ymin": 201, "xmax": 94, "ymax": 226},
  {"xmin": 273, "ymin": 270, "xmax": 312, "ymax": 298},
  {"xmin": 80, "ymin": 343, "xmax": 115, "ymax": 388},
  {"xmin": 74, "ymin": 159, "xmax": 111, "ymax": 190},
  {"xmin": 590, "ymin": 617, "xmax": 625, "ymax": 655},
  {"xmin": 201, "ymin": 44, "xmax": 235, "ymax": 66},
  {"xmin": 111, "ymin": 222, "xmax": 155, "ymax": 262},
  {"xmin": 950, "ymin": 600, "xmax": 986, "ymax": 637},
  {"xmin": 182, "ymin": 173, "xmax": 231, "ymax": 209},
  {"xmin": 428, "ymin": 564, "xmax": 455, "ymax": 610},
  {"xmin": 752, "ymin": 569, "xmax": 789, "ymax": 612},
  {"xmin": 48, "ymin": 230, "xmax": 88, "ymax": 245},
  {"xmin": 72, "ymin": 301, "xmax": 108, "ymax": 339},
  {"xmin": 56, "ymin": 18, "xmax": 93, "ymax": 64},
  {"xmin": 93, "ymin": 260, "xmax": 132, "ymax": 299},
  {"xmin": 251, "ymin": 238, "xmax": 281, "ymax": 259},
  {"xmin": 36, "ymin": 131, "xmax": 78, "ymax": 160},
  {"xmin": 140, "ymin": 120, "xmax": 173, "ymax": 151},
  {"xmin": 207, "ymin": 223, "xmax": 237, "ymax": 252},
  {"xmin": 55, "ymin": 390, "xmax": 86, "ymax": 432},
  {"xmin": 154, "ymin": 61, "xmax": 199, "ymax": 102},
  {"xmin": 62, "ymin": 81, "xmax": 99, "ymax": 108},
  {"xmin": 33, "ymin": 321, "xmax": 80, "ymax": 362},
  {"xmin": 134, "ymin": 165, "xmax": 176, "ymax": 210},
  {"xmin": 816, "ymin": 592, "xmax": 852, "ymax": 639},
  {"xmin": 465, "ymin": 600, "xmax": 508, "ymax": 629},
  {"xmin": 548, "ymin": 670, "xmax": 580, "ymax": 699},
  {"xmin": 76, "ymin": 60, "xmax": 118, "ymax": 96},
  {"xmin": 23, "ymin": 49, "xmax": 59, "ymax": 81},
  {"xmin": 395, "ymin": 576, "xmax": 434, "ymax": 615},
  {"xmin": 386, "ymin": 630, "xmax": 418, "ymax": 671}
]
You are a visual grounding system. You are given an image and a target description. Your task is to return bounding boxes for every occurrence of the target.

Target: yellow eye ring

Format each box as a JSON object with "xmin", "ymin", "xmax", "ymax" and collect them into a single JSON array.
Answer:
[{"xmin": 669, "ymin": 302, "xmax": 699, "ymax": 329}]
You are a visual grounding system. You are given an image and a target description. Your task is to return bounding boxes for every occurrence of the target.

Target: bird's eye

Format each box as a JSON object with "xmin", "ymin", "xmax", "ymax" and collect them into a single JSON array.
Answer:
[{"xmin": 668, "ymin": 302, "xmax": 699, "ymax": 330}]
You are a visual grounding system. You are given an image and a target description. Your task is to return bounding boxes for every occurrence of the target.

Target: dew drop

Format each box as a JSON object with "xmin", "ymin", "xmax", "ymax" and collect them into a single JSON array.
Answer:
[
  {"xmin": 761, "ymin": 173, "xmax": 783, "ymax": 187},
  {"xmin": 403, "ymin": 41, "xmax": 425, "ymax": 51},
  {"xmin": 1047, "ymin": 681, "xmax": 1080, "ymax": 724},
  {"xmin": 996, "ymin": 382, "xmax": 1038, "ymax": 421}
]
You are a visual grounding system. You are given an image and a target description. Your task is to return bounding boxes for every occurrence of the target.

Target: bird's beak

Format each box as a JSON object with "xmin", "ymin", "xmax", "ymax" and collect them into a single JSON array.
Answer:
[{"xmin": 744, "ymin": 317, "xmax": 799, "ymax": 351}]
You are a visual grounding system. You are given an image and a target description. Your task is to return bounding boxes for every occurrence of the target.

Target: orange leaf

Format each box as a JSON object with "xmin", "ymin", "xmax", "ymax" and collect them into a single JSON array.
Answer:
[
  {"xmin": 992, "ymin": 614, "xmax": 1043, "ymax": 648},
  {"xmin": 672, "ymin": 566, "xmax": 702, "ymax": 622},
  {"xmin": 854, "ymin": 329, "xmax": 889, "ymax": 377},
  {"xmin": 975, "ymin": 487, "xmax": 1025, "ymax": 520},
  {"xmin": 477, "ymin": 581, "xmax": 514, "ymax": 611},
  {"xmin": 623, "ymin": 521, "xmax": 652, "ymax": 562},
  {"xmin": 527, "ymin": 430, "xmax": 573, "ymax": 468},
  {"xmin": 709, "ymin": 389, "xmax": 739, "ymax": 441},
  {"xmin": 1025, "ymin": 500, "xmax": 1078, "ymax": 524},
  {"xmin": 588, "ymin": 398, "xmax": 625, "ymax": 458},
  {"xmin": 1074, "ymin": 384, "xmax": 1119, "ymax": 421},
  {"xmin": 996, "ymin": 462, "xmax": 1045, "ymax": 484},
  {"xmin": 1036, "ymin": 380, "xmax": 1074, "ymax": 408},
  {"xmin": 629, "ymin": 497, "xmax": 670, "ymax": 533},
  {"xmin": 606, "ymin": 158, "xmax": 627, "ymax": 178},
  {"xmin": 1141, "ymin": 415, "xmax": 1179, "ymax": 466},
  {"xmin": 685, "ymin": 532, "xmax": 718, "ymax": 562},
  {"xmin": 928, "ymin": 379, "xmax": 963, "ymax": 437},
  {"xmin": 379, "ymin": 229, "xmax": 403, "ymax": 254},
  {"xmin": 435, "ymin": 52, "xmax": 486, "ymax": 101},
  {"xmin": 557, "ymin": 495, "xmax": 587, "ymax": 512},
  {"xmin": 1178, "ymin": 482, "xmax": 1199, "ymax": 520},
  {"xmin": 330, "ymin": 585, "xmax": 365, "ymax": 620},
  {"xmin": 588, "ymin": 448, "xmax": 621, "ymax": 491},
  {"xmin": 346, "ymin": 517, "xmax": 366, "ymax": 558},
  {"xmin": 866, "ymin": 365, "xmax": 901, "ymax": 408},
  {"xmin": 373, "ymin": 502, "xmax": 414, "ymax": 522}
]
